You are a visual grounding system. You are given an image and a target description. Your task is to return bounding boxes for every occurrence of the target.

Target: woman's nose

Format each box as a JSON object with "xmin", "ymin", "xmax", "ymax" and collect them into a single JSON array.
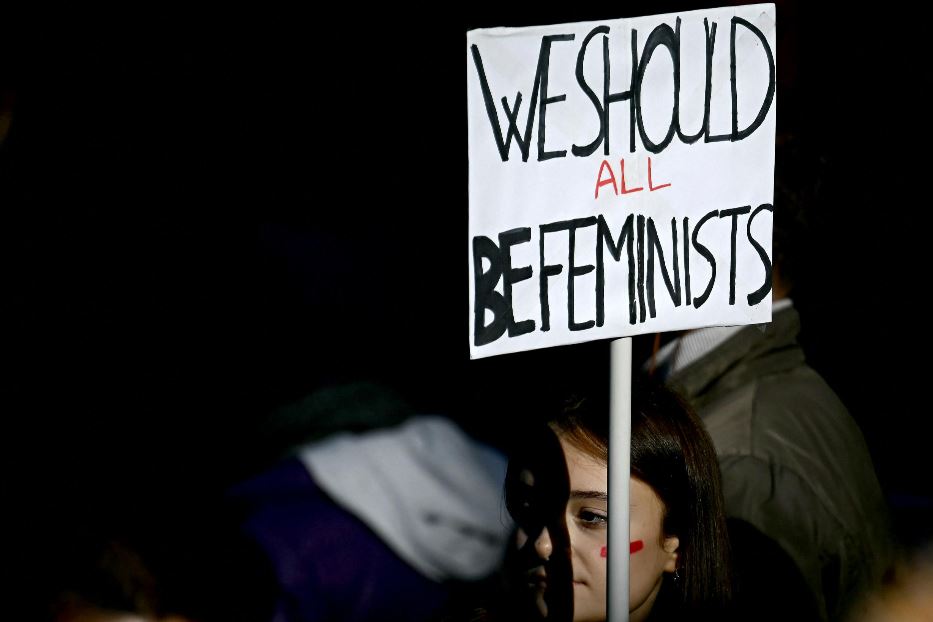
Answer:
[{"xmin": 534, "ymin": 526, "xmax": 553, "ymax": 559}]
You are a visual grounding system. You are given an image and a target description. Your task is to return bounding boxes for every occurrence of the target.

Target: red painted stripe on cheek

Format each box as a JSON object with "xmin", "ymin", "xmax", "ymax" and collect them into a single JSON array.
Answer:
[{"xmin": 602, "ymin": 541, "xmax": 645, "ymax": 557}]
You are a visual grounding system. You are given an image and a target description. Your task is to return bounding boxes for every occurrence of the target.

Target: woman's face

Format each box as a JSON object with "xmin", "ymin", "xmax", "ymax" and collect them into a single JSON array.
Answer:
[
  {"xmin": 514, "ymin": 467, "xmax": 556, "ymax": 618},
  {"xmin": 556, "ymin": 437, "xmax": 680, "ymax": 622},
  {"xmin": 558, "ymin": 437, "xmax": 608, "ymax": 622},
  {"xmin": 509, "ymin": 425, "xmax": 573, "ymax": 621}
]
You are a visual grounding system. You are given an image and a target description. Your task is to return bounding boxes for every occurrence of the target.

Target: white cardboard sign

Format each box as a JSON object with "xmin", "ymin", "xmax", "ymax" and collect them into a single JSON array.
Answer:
[{"xmin": 468, "ymin": 4, "xmax": 776, "ymax": 359}]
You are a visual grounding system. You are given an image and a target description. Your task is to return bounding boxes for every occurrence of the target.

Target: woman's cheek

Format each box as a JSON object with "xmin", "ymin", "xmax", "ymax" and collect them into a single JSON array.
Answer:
[
  {"xmin": 600, "ymin": 540, "xmax": 644, "ymax": 558},
  {"xmin": 628, "ymin": 542, "xmax": 657, "ymax": 610}
]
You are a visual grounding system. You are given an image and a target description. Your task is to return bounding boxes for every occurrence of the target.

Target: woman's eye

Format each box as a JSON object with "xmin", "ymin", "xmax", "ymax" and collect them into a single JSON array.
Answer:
[{"xmin": 577, "ymin": 510, "xmax": 608, "ymax": 527}]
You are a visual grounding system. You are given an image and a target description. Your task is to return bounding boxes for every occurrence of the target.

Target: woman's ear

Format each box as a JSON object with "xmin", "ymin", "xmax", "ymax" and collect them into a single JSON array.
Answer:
[{"xmin": 662, "ymin": 535, "xmax": 680, "ymax": 573}]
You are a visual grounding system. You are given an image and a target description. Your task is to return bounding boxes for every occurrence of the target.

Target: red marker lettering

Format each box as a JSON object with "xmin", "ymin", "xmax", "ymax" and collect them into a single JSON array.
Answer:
[{"xmin": 647, "ymin": 157, "xmax": 671, "ymax": 191}]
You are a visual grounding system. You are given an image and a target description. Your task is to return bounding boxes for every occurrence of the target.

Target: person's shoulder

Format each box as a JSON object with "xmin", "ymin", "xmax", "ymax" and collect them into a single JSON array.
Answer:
[
  {"xmin": 695, "ymin": 349, "xmax": 848, "ymax": 436},
  {"xmin": 703, "ymin": 362, "xmax": 870, "ymax": 472},
  {"xmin": 747, "ymin": 365, "xmax": 863, "ymax": 451},
  {"xmin": 697, "ymin": 363, "xmax": 827, "ymax": 457},
  {"xmin": 754, "ymin": 362, "xmax": 844, "ymax": 407},
  {"xmin": 718, "ymin": 365, "xmax": 886, "ymax": 528}
]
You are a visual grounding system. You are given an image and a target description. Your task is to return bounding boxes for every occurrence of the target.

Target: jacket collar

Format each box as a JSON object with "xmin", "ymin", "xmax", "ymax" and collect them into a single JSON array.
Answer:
[{"xmin": 667, "ymin": 306, "xmax": 805, "ymax": 409}]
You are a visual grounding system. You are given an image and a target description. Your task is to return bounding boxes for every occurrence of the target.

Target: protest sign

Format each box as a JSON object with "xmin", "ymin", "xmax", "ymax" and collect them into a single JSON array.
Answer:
[{"xmin": 468, "ymin": 4, "xmax": 776, "ymax": 358}]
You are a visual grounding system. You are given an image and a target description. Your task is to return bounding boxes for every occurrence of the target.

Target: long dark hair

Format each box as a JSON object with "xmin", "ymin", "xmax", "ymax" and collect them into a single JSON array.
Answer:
[{"xmin": 550, "ymin": 380, "xmax": 732, "ymax": 615}]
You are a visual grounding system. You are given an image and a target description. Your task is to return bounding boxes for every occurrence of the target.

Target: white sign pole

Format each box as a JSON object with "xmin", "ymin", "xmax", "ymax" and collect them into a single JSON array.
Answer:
[{"xmin": 608, "ymin": 337, "xmax": 632, "ymax": 621}]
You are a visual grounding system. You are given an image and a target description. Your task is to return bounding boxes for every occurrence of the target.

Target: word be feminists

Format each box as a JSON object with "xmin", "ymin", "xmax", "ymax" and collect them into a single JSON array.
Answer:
[{"xmin": 472, "ymin": 206, "xmax": 772, "ymax": 347}]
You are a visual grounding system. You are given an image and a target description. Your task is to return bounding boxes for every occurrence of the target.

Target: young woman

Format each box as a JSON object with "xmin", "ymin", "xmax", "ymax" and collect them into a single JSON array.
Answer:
[{"xmin": 506, "ymin": 382, "xmax": 732, "ymax": 621}]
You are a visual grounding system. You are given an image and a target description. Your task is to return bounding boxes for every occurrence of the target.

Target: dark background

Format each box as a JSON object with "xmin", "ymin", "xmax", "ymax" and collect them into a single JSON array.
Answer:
[{"xmin": 1, "ymin": 2, "xmax": 929, "ymax": 610}]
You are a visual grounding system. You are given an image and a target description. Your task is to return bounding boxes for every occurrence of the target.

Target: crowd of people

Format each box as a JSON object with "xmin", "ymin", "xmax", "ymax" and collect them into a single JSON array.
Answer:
[{"xmin": 43, "ymin": 370, "xmax": 905, "ymax": 622}]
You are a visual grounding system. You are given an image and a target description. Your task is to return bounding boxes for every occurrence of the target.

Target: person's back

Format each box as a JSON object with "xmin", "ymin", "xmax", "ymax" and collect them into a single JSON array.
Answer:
[
  {"xmin": 230, "ymin": 412, "xmax": 512, "ymax": 622},
  {"xmin": 666, "ymin": 305, "xmax": 892, "ymax": 620}
]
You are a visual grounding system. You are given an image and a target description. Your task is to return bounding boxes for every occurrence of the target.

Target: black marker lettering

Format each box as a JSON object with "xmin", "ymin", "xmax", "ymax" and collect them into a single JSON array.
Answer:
[
  {"xmin": 567, "ymin": 217, "xmax": 598, "ymax": 330},
  {"xmin": 678, "ymin": 18, "xmax": 714, "ymax": 143},
  {"xmin": 746, "ymin": 203, "xmax": 773, "ymax": 305},
  {"xmin": 538, "ymin": 34, "xmax": 575, "ymax": 161},
  {"xmin": 646, "ymin": 217, "xmax": 682, "ymax": 318},
  {"xmin": 683, "ymin": 216, "xmax": 692, "ymax": 305},
  {"xmin": 637, "ymin": 214, "xmax": 647, "ymax": 322},
  {"xmin": 471, "ymin": 35, "xmax": 571, "ymax": 162},
  {"xmin": 634, "ymin": 23, "xmax": 678, "ymax": 154},
  {"xmin": 572, "ymin": 26, "xmax": 610, "ymax": 158},
  {"xmin": 692, "ymin": 210, "xmax": 719, "ymax": 308},
  {"xmin": 731, "ymin": 17, "xmax": 775, "ymax": 141},
  {"xmin": 596, "ymin": 214, "xmax": 636, "ymax": 325},
  {"xmin": 499, "ymin": 228, "xmax": 535, "ymax": 336},
  {"xmin": 539, "ymin": 222, "xmax": 568, "ymax": 332},
  {"xmin": 472, "ymin": 236, "xmax": 508, "ymax": 346},
  {"xmin": 719, "ymin": 206, "xmax": 751, "ymax": 305}
]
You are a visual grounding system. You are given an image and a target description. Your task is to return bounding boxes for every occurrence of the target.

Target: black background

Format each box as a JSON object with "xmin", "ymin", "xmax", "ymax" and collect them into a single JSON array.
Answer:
[{"xmin": 2, "ymin": 2, "xmax": 929, "ymax": 608}]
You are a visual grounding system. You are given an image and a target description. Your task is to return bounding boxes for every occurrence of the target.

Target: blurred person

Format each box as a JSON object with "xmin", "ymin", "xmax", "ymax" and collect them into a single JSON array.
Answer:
[
  {"xmin": 49, "ymin": 537, "xmax": 185, "ymax": 622},
  {"xmin": 51, "ymin": 539, "xmax": 191, "ymax": 622},
  {"xmin": 853, "ymin": 544, "xmax": 933, "ymax": 622},
  {"xmin": 504, "ymin": 381, "xmax": 733, "ymax": 622},
  {"xmin": 55, "ymin": 607, "xmax": 189, "ymax": 622},
  {"xmin": 38, "ymin": 505, "xmax": 276, "ymax": 622},
  {"xmin": 229, "ymin": 401, "xmax": 512, "ymax": 622},
  {"xmin": 647, "ymin": 137, "xmax": 893, "ymax": 620}
]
